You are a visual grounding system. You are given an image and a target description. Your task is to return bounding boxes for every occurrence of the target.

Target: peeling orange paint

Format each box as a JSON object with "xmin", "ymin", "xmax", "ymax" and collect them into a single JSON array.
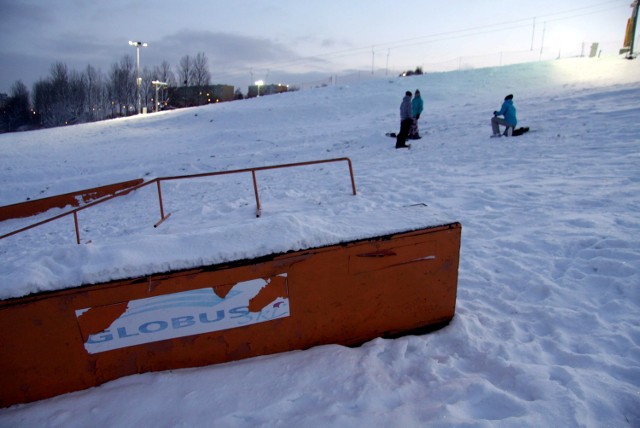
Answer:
[
  {"xmin": 213, "ymin": 283, "xmax": 236, "ymax": 299},
  {"xmin": 0, "ymin": 178, "xmax": 143, "ymax": 221},
  {"xmin": 76, "ymin": 302, "xmax": 128, "ymax": 338}
]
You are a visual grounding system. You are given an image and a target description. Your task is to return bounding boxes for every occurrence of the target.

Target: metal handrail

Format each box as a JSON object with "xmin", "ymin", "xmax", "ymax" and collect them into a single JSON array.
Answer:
[{"xmin": 0, "ymin": 158, "xmax": 357, "ymax": 245}]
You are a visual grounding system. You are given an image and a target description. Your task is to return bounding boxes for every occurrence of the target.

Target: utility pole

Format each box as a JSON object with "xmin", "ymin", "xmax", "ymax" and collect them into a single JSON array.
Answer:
[
  {"xmin": 371, "ymin": 46, "xmax": 375, "ymax": 75},
  {"xmin": 386, "ymin": 49, "xmax": 390, "ymax": 76},
  {"xmin": 530, "ymin": 17, "xmax": 536, "ymax": 51},
  {"xmin": 539, "ymin": 21, "xmax": 547, "ymax": 61}
]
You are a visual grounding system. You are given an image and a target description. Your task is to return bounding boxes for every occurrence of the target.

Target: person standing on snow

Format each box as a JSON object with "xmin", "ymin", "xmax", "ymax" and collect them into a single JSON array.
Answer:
[
  {"xmin": 491, "ymin": 94, "xmax": 517, "ymax": 137},
  {"xmin": 396, "ymin": 91, "xmax": 413, "ymax": 148},
  {"xmin": 409, "ymin": 89, "xmax": 424, "ymax": 139}
]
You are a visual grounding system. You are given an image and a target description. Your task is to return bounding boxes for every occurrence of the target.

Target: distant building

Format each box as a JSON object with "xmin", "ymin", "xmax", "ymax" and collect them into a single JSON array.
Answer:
[
  {"xmin": 168, "ymin": 84, "xmax": 235, "ymax": 108},
  {"xmin": 247, "ymin": 83, "xmax": 289, "ymax": 98},
  {"xmin": 204, "ymin": 84, "xmax": 235, "ymax": 103}
]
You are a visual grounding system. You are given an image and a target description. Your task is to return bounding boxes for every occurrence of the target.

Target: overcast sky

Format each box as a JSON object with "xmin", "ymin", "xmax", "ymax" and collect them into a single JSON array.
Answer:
[{"xmin": 0, "ymin": 0, "xmax": 633, "ymax": 94}]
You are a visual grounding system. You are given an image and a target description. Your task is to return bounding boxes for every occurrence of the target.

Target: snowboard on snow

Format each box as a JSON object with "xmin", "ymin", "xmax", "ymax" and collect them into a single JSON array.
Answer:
[
  {"xmin": 491, "ymin": 127, "xmax": 530, "ymax": 138},
  {"xmin": 386, "ymin": 132, "xmax": 422, "ymax": 140},
  {"xmin": 386, "ymin": 132, "xmax": 412, "ymax": 149},
  {"xmin": 512, "ymin": 127, "xmax": 530, "ymax": 136}
]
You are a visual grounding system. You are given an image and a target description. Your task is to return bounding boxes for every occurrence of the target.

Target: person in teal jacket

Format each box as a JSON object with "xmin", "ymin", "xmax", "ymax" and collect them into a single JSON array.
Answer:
[
  {"xmin": 409, "ymin": 89, "xmax": 424, "ymax": 139},
  {"xmin": 491, "ymin": 94, "xmax": 517, "ymax": 137}
]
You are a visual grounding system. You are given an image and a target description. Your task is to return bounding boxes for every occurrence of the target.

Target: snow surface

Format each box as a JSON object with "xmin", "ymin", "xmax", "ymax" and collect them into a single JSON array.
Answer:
[{"xmin": 1, "ymin": 56, "xmax": 639, "ymax": 426}]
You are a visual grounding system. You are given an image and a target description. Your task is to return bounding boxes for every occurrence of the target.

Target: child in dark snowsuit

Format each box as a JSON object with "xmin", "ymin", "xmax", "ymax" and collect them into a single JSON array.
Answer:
[{"xmin": 396, "ymin": 91, "xmax": 413, "ymax": 148}]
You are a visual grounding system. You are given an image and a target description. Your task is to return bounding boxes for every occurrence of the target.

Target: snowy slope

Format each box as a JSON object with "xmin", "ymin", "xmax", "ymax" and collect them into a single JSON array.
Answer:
[{"xmin": 1, "ymin": 57, "xmax": 639, "ymax": 426}]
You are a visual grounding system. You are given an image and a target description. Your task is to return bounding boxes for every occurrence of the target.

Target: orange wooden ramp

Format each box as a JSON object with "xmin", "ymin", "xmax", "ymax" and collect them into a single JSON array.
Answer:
[{"xmin": 0, "ymin": 222, "xmax": 461, "ymax": 407}]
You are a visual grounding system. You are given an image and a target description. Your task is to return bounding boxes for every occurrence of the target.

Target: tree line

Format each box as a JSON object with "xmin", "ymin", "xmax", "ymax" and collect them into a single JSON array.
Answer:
[{"xmin": 0, "ymin": 52, "xmax": 218, "ymax": 133}]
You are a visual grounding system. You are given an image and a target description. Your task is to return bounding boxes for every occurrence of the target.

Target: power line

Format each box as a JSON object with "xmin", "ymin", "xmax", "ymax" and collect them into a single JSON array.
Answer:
[
  {"xmin": 367, "ymin": 0, "xmax": 625, "ymax": 53},
  {"xmin": 212, "ymin": 0, "xmax": 628, "ymax": 83}
]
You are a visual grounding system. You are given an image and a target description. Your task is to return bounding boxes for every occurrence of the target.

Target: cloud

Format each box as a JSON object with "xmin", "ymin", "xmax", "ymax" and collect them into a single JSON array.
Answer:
[
  {"xmin": 0, "ymin": 1, "xmax": 51, "ymax": 33},
  {"xmin": 0, "ymin": 51, "xmax": 52, "ymax": 93},
  {"xmin": 142, "ymin": 30, "xmax": 334, "ymax": 86},
  {"xmin": 38, "ymin": 33, "xmax": 120, "ymax": 62},
  {"xmin": 156, "ymin": 30, "xmax": 299, "ymax": 66},
  {"xmin": 0, "ymin": 26, "xmax": 335, "ymax": 94},
  {"xmin": 320, "ymin": 37, "xmax": 353, "ymax": 49}
]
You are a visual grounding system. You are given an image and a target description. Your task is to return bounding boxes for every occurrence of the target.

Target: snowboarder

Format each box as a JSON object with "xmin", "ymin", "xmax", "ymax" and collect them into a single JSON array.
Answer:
[
  {"xmin": 396, "ymin": 91, "xmax": 413, "ymax": 149},
  {"xmin": 491, "ymin": 94, "xmax": 517, "ymax": 137},
  {"xmin": 409, "ymin": 89, "xmax": 423, "ymax": 139}
]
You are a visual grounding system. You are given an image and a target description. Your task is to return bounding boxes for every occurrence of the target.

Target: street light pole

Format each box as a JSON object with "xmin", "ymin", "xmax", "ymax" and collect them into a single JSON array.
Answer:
[
  {"xmin": 255, "ymin": 80, "xmax": 264, "ymax": 98},
  {"xmin": 151, "ymin": 80, "xmax": 168, "ymax": 112},
  {"xmin": 129, "ymin": 41, "xmax": 147, "ymax": 114}
]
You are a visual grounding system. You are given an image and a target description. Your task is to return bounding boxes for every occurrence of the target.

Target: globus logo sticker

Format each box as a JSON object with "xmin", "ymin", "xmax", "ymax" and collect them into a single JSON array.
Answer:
[{"xmin": 75, "ymin": 275, "xmax": 289, "ymax": 354}]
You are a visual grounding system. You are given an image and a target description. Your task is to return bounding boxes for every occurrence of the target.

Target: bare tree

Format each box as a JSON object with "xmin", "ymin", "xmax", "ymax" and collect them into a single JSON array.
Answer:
[
  {"xmin": 109, "ymin": 55, "xmax": 135, "ymax": 116},
  {"xmin": 33, "ymin": 62, "xmax": 76, "ymax": 127},
  {"xmin": 151, "ymin": 61, "xmax": 175, "ymax": 108},
  {"xmin": 3, "ymin": 50, "xmax": 226, "ymax": 130},
  {"xmin": 85, "ymin": 64, "xmax": 103, "ymax": 121},
  {"xmin": 0, "ymin": 80, "xmax": 31, "ymax": 132},
  {"xmin": 92, "ymin": 67, "xmax": 111, "ymax": 121},
  {"xmin": 156, "ymin": 60, "xmax": 176, "ymax": 87},
  {"xmin": 50, "ymin": 62, "xmax": 69, "ymax": 90},
  {"xmin": 32, "ymin": 79, "xmax": 54, "ymax": 126},
  {"xmin": 191, "ymin": 52, "xmax": 211, "ymax": 106},
  {"xmin": 141, "ymin": 66, "xmax": 153, "ymax": 112},
  {"xmin": 66, "ymin": 69, "xmax": 86, "ymax": 122},
  {"xmin": 178, "ymin": 55, "xmax": 192, "ymax": 87},
  {"xmin": 192, "ymin": 52, "xmax": 211, "ymax": 87},
  {"xmin": 50, "ymin": 62, "xmax": 69, "ymax": 123}
]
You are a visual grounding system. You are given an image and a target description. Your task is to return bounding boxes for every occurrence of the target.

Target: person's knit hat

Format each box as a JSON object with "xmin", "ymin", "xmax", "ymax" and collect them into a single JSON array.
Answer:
[
  {"xmin": 406, "ymin": 91, "xmax": 412, "ymax": 96},
  {"xmin": 505, "ymin": 94, "xmax": 513, "ymax": 100}
]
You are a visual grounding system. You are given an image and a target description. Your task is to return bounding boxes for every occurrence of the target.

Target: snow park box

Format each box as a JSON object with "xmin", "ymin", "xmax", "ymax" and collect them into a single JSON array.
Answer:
[
  {"xmin": 0, "ymin": 165, "xmax": 461, "ymax": 407},
  {"xmin": 0, "ymin": 222, "xmax": 461, "ymax": 407}
]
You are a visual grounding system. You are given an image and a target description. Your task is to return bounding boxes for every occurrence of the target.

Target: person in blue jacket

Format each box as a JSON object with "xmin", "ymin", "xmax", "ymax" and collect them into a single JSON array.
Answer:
[
  {"xmin": 396, "ymin": 91, "xmax": 413, "ymax": 148},
  {"xmin": 409, "ymin": 89, "xmax": 424, "ymax": 139},
  {"xmin": 491, "ymin": 94, "xmax": 517, "ymax": 137}
]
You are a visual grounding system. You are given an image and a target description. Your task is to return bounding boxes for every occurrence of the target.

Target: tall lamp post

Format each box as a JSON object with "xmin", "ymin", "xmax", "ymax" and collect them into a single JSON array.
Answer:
[{"xmin": 129, "ymin": 41, "xmax": 147, "ymax": 114}]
